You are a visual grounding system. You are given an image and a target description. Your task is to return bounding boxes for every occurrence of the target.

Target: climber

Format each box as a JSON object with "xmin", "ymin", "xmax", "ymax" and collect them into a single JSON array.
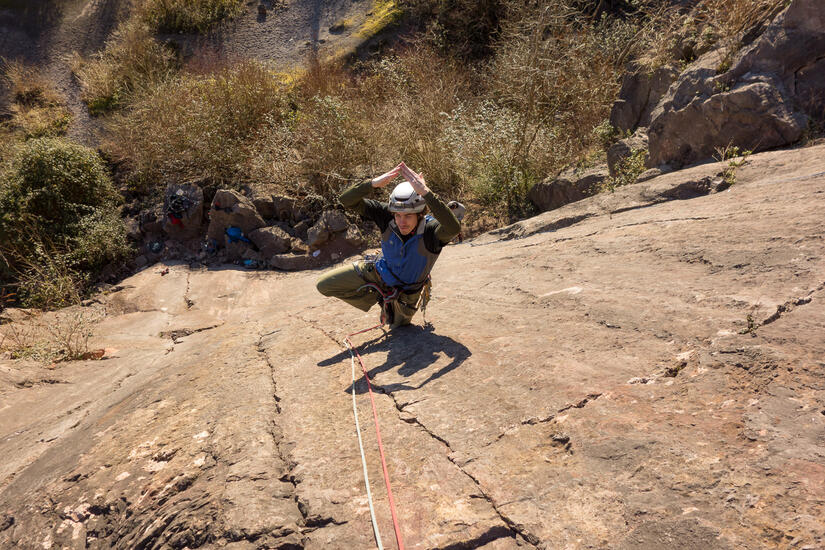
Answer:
[{"xmin": 316, "ymin": 162, "xmax": 461, "ymax": 328}]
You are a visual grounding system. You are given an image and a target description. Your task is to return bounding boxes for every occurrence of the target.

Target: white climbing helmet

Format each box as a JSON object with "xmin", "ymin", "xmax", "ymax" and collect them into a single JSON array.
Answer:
[{"xmin": 388, "ymin": 181, "xmax": 426, "ymax": 213}]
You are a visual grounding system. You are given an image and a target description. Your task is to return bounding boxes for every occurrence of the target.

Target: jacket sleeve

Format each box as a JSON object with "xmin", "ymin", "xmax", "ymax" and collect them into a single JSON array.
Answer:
[
  {"xmin": 339, "ymin": 179, "xmax": 392, "ymax": 231},
  {"xmin": 424, "ymin": 191, "xmax": 460, "ymax": 245}
]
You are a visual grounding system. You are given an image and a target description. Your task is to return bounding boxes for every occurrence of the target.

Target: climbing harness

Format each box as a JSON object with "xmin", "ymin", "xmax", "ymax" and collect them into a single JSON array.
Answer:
[{"xmin": 345, "ymin": 321, "xmax": 406, "ymax": 550}]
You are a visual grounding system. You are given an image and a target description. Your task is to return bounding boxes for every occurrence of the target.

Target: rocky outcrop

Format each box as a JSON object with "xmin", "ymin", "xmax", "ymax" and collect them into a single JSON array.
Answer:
[
  {"xmin": 249, "ymin": 226, "xmax": 297, "ymax": 257},
  {"xmin": 647, "ymin": 0, "xmax": 825, "ymax": 168},
  {"xmin": 610, "ymin": 64, "xmax": 680, "ymax": 134},
  {"xmin": 529, "ymin": 165, "xmax": 608, "ymax": 212},
  {"xmin": 306, "ymin": 210, "xmax": 350, "ymax": 250}
]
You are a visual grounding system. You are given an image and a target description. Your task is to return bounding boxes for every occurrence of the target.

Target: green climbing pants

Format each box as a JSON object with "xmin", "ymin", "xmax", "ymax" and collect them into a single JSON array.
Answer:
[{"xmin": 316, "ymin": 260, "xmax": 422, "ymax": 328}]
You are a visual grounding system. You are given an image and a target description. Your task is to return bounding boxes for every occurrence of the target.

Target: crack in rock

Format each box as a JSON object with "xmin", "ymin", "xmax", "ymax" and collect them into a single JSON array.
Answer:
[
  {"xmin": 740, "ymin": 282, "xmax": 825, "ymax": 335},
  {"xmin": 759, "ymin": 282, "xmax": 823, "ymax": 327},
  {"xmin": 184, "ymin": 272, "xmax": 194, "ymax": 309},
  {"xmin": 255, "ymin": 332, "xmax": 344, "ymax": 541},
  {"xmin": 13, "ymin": 378, "xmax": 68, "ymax": 389},
  {"xmin": 431, "ymin": 525, "xmax": 517, "ymax": 550},
  {"xmin": 160, "ymin": 324, "xmax": 222, "ymax": 344},
  {"xmin": 487, "ymin": 393, "xmax": 604, "ymax": 447}
]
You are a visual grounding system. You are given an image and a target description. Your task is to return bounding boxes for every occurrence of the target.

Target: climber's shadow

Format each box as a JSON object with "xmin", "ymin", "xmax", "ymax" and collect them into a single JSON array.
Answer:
[{"xmin": 318, "ymin": 324, "xmax": 471, "ymax": 394}]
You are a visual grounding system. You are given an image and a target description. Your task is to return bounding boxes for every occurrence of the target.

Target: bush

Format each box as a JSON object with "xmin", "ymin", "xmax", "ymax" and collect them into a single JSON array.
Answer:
[
  {"xmin": 0, "ymin": 138, "xmax": 130, "ymax": 307},
  {"xmin": 105, "ymin": 60, "xmax": 293, "ymax": 193}
]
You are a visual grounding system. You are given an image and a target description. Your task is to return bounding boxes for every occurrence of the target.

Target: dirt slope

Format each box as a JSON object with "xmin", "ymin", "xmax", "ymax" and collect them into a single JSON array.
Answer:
[{"xmin": 1, "ymin": 144, "xmax": 825, "ymax": 548}]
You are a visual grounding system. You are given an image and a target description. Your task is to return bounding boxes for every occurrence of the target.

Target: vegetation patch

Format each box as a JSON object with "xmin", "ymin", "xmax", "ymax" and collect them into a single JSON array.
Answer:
[
  {"xmin": 139, "ymin": 0, "xmax": 244, "ymax": 33},
  {"xmin": 598, "ymin": 149, "xmax": 647, "ymax": 194},
  {"xmin": 1, "ymin": 61, "xmax": 71, "ymax": 139},
  {"xmin": 0, "ymin": 139, "xmax": 130, "ymax": 308},
  {"xmin": 71, "ymin": 19, "xmax": 178, "ymax": 115},
  {"xmin": 105, "ymin": 60, "xmax": 293, "ymax": 194},
  {"xmin": 0, "ymin": 306, "xmax": 103, "ymax": 363}
]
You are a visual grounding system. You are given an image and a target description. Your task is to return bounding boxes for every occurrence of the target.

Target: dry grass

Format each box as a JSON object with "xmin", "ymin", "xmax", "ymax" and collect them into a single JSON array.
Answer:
[
  {"xmin": 0, "ymin": 306, "xmax": 103, "ymax": 364},
  {"xmin": 635, "ymin": 0, "xmax": 788, "ymax": 71},
  {"xmin": 71, "ymin": 19, "xmax": 177, "ymax": 115},
  {"xmin": 1, "ymin": 60, "xmax": 71, "ymax": 139},
  {"xmin": 139, "ymin": 0, "xmax": 244, "ymax": 33},
  {"xmin": 358, "ymin": 0, "xmax": 403, "ymax": 38},
  {"xmin": 102, "ymin": 1, "xmax": 642, "ymax": 222},
  {"xmin": 105, "ymin": 60, "xmax": 292, "ymax": 193},
  {"xmin": 98, "ymin": 0, "xmax": 789, "ymax": 224}
]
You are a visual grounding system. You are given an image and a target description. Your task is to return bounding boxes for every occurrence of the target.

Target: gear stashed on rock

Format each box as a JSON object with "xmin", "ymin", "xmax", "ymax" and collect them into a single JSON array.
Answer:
[
  {"xmin": 207, "ymin": 190, "xmax": 266, "ymax": 247},
  {"xmin": 162, "ymin": 183, "xmax": 204, "ymax": 240},
  {"xmin": 646, "ymin": 0, "xmax": 825, "ymax": 168}
]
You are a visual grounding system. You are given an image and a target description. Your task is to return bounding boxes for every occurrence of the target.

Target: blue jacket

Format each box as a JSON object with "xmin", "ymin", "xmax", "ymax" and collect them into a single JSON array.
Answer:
[{"xmin": 375, "ymin": 220, "xmax": 437, "ymax": 290}]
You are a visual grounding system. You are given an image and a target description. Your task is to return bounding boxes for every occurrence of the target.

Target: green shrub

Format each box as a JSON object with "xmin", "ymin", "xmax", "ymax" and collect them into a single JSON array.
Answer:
[{"xmin": 0, "ymin": 138, "xmax": 130, "ymax": 308}]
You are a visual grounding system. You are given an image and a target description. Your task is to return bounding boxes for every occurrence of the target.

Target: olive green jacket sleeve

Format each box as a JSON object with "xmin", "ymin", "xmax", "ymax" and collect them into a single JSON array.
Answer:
[
  {"xmin": 423, "ymin": 191, "xmax": 460, "ymax": 245},
  {"xmin": 339, "ymin": 179, "xmax": 375, "ymax": 216}
]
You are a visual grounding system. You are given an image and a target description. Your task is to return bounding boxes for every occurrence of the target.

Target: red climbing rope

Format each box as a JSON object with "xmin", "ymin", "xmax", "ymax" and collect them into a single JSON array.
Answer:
[{"xmin": 346, "ymin": 318, "xmax": 405, "ymax": 550}]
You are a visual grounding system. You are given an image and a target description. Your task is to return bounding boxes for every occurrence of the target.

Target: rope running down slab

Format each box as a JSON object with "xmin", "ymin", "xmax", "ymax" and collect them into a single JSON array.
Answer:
[{"xmin": 345, "ymin": 321, "xmax": 406, "ymax": 550}]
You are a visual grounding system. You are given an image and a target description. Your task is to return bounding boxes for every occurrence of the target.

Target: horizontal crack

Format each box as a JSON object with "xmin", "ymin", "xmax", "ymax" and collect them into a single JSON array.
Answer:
[
  {"xmin": 160, "ymin": 324, "xmax": 222, "ymax": 344},
  {"xmin": 487, "ymin": 393, "xmax": 603, "ymax": 447},
  {"xmin": 741, "ymin": 281, "xmax": 825, "ymax": 335}
]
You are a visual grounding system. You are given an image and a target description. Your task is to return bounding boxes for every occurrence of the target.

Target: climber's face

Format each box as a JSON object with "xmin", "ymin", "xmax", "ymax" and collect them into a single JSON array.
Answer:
[{"xmin": 394, "ymin": 212, "xmax": 420, "ymax": 235}]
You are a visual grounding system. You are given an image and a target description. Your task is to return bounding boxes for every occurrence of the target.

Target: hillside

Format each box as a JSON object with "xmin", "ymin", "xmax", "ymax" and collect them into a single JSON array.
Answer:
[{"xmin": 1, "ymin": 143, "xmax": 823, "ymax": 549}]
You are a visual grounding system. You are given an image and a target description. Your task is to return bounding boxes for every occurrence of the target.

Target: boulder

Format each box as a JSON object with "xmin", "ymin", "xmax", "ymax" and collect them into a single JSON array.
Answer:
[
  {"xmin": 306, "ymin": 210, "xmax": 350, "ymax": 250},
  {"xmin": 608, "ymin": 130, "xmax": 649, "ymax": 178},
  {"xmin": 321, "ymin": 210, "xmax": 349, "ymax": 233},
  {"xmin": 140, "ymin": 209, "xmax": 163, "ymax": 236},
  {"xmin": 343, "ymin": 226, "xmax": 364, "ymax": 248},
  {"xmin": 124, "ymin": 216, "xmax": 142, "ymax": 242},
  {"xmin": 609, "ymin": 64, "xmax": 680, "ymax": 133},
  {"xmin": 647, "ymin": 0, "xmax": 825, "ymax": 168},
  {"xmin": 249, "ymin": 226, "xmax": 294, "ymax": 257},
  {"xmin": 162, "ymin": 183, "xmax": 204, "ymax": 240},
  {"xmin": 252, "ymin": 196, "xmax": 276, "ymax": 219},
  {"xmin": 290, "ymin": 238, "xmax": 309, "ymax": 255},
  {"xmin": 225, "ymin": 239, "xmax": 252, "ymax": 261},
  {"xmin": 306, "ymin": 223, "xmax": 330, "ymax": 249},
  {"xmin": 207, "ymin": 190, "xmax": 266, "ymax": 246},
  {"xmin": 293, "ymin": 220, "xmax": 310, "ymax": 240},
  {"xmin": 529, "ymin": 165, "xmax": 609, "ymax": 212},
  {"xmin": 273, "ymin": 195, "xmax": 302, "ymax": 222}
]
